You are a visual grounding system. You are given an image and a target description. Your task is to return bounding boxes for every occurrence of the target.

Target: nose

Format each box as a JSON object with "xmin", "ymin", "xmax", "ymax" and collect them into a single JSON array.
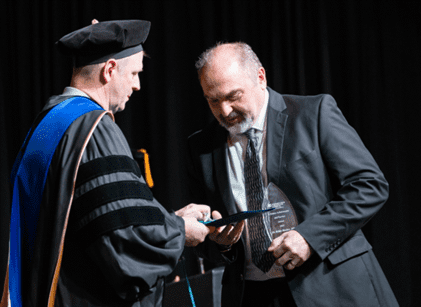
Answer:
[
  {"xmin": 133, "ymin": 75, "xmax": 141, "ymax": 91},
  {"xmin": 220, "ymin": 101, "xmax": 233, "ymax": 117}
]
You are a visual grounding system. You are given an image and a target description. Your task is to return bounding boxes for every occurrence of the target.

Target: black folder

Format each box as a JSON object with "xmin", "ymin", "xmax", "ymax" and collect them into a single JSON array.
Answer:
[{"xmin": 200, "ymin": 208, "xmax": 275, "ymax": 227}]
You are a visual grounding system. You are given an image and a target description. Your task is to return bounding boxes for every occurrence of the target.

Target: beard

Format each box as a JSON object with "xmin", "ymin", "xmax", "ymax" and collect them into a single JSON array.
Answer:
[{"xmin": 218, "ymin": 111, "xmax": 254, "ymax": 135}]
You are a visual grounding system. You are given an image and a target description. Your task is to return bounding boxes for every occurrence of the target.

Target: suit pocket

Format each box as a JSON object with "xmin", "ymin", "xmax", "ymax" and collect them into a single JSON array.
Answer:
[
  {"xmin": 286, "ymin": 149, "xmax": 318, "ymax": 171},
  {"xmin": 327, "ymin": 233, "xmax": 373, "ymax": 265}
]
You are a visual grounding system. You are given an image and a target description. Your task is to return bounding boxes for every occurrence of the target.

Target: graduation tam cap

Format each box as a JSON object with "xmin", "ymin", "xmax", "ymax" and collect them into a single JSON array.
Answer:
[{"xmin": 56, "ymin": 19, "xmax": 151, "ymax": 67}]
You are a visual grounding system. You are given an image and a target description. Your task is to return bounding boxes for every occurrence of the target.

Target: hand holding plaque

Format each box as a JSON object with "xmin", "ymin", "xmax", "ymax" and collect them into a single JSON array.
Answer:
[{"xmin": 262, "ymin": 182, "xmax": 299, "ymax": 274}]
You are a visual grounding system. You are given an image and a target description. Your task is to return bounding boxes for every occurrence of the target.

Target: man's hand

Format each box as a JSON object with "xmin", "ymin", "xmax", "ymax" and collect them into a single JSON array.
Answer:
[
  {"xmin": 267, "ymin": 230, "xmax": 313, "ymax": 270},
  {"xmin": 176, "ymin": 204, "xmax": 213, "ymax": 246},
  {"xmin": 175, "ymin": 203, "xmax": 211, "ymax": 220},
  {"xmin": 183, "ymin": 216, "xmax": 212, "ymax": 247},
  {"xmin": 208, "ymin": 211, "xmax": 245, "ymax": 246}
]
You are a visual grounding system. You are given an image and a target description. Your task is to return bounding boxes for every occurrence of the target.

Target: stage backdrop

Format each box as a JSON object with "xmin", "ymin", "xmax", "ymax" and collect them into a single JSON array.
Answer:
[{"xmin": 1, "ymin": 1, "xmax": 420, "ymax": 305}]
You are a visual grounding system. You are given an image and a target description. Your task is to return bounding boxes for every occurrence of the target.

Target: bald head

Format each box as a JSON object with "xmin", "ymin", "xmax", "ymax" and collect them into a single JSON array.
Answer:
[
  {"xmin": 196, "ymin": 42, "xmax": 267, "ymax": 135},
  {"xmin": 195, "ymin": 42, "xmax": 263, "ymax": 82}
]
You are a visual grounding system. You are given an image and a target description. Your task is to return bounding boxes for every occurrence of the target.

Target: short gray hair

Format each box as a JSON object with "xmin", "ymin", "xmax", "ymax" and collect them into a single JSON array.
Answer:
[{"xmin": 195, "ymin": 42, "xmax": 262, "ymax": 79}]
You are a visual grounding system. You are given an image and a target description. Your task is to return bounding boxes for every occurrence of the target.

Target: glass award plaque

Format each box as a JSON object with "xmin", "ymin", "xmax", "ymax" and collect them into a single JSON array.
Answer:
[
  {"xmin": 264, "ymin": 182, "xmax": 298, "ymax": 240},
  {"xmin": 262, "ymin": 182, "xmax": 298, "ymax": 274}
]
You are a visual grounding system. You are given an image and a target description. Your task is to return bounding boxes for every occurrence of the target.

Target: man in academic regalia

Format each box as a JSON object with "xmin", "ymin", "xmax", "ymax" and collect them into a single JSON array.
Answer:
[{"xmin": 4, "ymin": 19, "xmax": 212, "ymax": 307}]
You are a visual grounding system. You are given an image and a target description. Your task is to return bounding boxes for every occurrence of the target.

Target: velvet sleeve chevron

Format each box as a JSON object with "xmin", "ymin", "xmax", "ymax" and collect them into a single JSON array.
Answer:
[{"xmin": 62, "ymin": 115, "xmax": 185, "ymax": 303}]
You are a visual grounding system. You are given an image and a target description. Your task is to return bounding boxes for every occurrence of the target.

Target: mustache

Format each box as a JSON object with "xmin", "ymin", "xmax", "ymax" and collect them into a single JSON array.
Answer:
[{"xmin": 220, "ymin": 111, "xmax": 244, "ymax": 122}]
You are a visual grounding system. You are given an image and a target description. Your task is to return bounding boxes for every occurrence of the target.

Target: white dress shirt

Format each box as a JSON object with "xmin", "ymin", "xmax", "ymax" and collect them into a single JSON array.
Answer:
[{"xmin": 226, "ymin": 89, "xmax": 284, "ymax": 280}]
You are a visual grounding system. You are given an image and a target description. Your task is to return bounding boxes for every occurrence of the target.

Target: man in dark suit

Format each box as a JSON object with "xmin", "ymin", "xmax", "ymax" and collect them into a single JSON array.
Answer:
[{"xmin": 186, "ymin": 42, "xmax": 398, "ymax": 307}]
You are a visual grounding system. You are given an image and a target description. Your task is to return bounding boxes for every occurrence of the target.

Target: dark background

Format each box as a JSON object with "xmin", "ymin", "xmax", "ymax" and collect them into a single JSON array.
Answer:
[{"xmin": 1, "ymin": 0, "xmax": 420, "ymax": 305}]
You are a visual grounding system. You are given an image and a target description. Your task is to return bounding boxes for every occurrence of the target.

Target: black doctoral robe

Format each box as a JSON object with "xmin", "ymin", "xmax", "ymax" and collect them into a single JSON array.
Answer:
[{"xmin": 18, "ymin": 93, "xmax": 185, "ymax": 307}]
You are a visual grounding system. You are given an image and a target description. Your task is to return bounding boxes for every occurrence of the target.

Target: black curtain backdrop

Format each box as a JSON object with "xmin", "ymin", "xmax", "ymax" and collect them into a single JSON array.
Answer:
[{"xmin": 1, "ymin": 0, "xmax": 420, "ymax": 305}]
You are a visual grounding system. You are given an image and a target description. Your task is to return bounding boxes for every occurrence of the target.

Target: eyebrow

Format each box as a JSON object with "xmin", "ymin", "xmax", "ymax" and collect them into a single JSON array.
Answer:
[{"xmin": 204, "ymin": 89, "xmax": 243, "ymax": 100}]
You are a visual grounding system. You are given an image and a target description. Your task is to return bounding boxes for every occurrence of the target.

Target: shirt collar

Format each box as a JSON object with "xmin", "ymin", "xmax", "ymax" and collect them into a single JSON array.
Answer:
[
  {"xmin": 62, "ymin": 86, "xmax": 91, "ymax": 98},
  {"xmin": 252, "ymin": 88, "xmax": 269, "ymax": 133}
]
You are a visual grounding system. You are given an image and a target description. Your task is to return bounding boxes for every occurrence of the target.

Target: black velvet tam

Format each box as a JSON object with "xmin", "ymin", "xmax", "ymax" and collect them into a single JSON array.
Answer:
[{"xmin": 56, "ymin": 20, "xmax": 151, "ymax": 67}]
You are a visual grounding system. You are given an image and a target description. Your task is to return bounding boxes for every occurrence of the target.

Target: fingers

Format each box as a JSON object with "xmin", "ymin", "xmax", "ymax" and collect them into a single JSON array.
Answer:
[
  {"xmin": 209, "ymin": 220, "xmax": 244, "ymax": 246},
  {"xmin": 285, "ymin": 260, "xmax": 298, "ymax": 270},
  {"xmin": 196, "ymin": 204, "xmax": 211, "ymax": 215},
  {"xmin": 208, "ymin": 211, "xmax": 245, "ymax": 245},
  {"xmin": 183, "ymin": 216, "xmax": 211, "ymax": 247},
  {"xmin": 212, "ymin": 210, "xmax": 222, "ymax": 219},
  {"xmin": 230, "ymin": 220, "xmax": 245, "ymax": 242},
  {"xmin": 207, "ymin": 226, "xmax": 216, "ymax": 233},
  {"xmin": 181, "ymin": 209, "xmax": 247, "ymax": 247},
  {"xmin": 190, "ymin": 204, "xmax": 211, "ymax": 220},
  {"xmin": 277, "ymin": 250, "xmax": 292, "ymax": 266},
  {"xmin": 275, "ymin": 250, "xmax": 301, "ymax": 270},
  {"xmin": 291, "ymin": 258, "xmax": 303, "ymax": 268},
  {"xmin": 267, "ymin": 234, "xmax": 286, "ymax": 257},
  {"xmin": 210, "ymin": 210, "xmax": 226, "ymax": 233},
  {"xmin": 209, "ymin": 210, "xmax": 225, "ymax": 236},
  {"xmin": 270, "ymin": 230, "xmax": 312, "ymax": 271},
  {"xmin": 284, "ymin": 255, "xmax": 303, "ymax": 270},
  {"xmin": 175, "ymin": 203, "xmax": 211, "ymax": 220},
  {"xmin": 209, "ymin": 223, "xmax": 232, "ymax": 242}
]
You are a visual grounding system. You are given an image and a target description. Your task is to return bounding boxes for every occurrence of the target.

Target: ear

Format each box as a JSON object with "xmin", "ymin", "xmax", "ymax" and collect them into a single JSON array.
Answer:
[
  {"xmin": 257, "ymin": 67, "xmax": 267, "ymax": 89},
  {"xmin": 102, "ymin": 59, "xmax": 117, "ymax": 84}
]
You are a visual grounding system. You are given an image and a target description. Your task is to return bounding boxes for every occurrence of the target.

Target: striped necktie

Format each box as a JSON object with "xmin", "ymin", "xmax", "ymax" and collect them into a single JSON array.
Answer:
[{"xmin": 244, "ymin": 129, "xmax": 276, "ymax": 273}]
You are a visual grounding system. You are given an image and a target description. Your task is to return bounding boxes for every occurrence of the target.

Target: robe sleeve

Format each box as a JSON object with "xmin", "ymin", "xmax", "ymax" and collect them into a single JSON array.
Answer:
[{"xmin": 68, "ymin": 115, "xmax": 185, "ymax": 301}]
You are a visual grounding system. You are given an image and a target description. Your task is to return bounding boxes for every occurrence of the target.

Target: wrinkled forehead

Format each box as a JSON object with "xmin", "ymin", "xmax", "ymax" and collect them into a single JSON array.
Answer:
[{"xmin": 201, "ymin": 61, "xmax": 249, "ymax": 93}]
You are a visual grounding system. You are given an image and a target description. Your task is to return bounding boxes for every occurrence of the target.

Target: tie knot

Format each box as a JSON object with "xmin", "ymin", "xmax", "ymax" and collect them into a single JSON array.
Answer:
[
  {"xmin": 244, "ymin": 129, "xmax": 259, "ymax": 151},
  {"xmin": 244, "ymin": 128, "xmax": 256, "ymax": 140}
]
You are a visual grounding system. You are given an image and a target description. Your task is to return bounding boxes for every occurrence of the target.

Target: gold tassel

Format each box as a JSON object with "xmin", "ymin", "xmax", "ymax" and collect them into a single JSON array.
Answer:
[{"xmin": 138, "ymin": 149, "xmax": 154, "ymax": 188}]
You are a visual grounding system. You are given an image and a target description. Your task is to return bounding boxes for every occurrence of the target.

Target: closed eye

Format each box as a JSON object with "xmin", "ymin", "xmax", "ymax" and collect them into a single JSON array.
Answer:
[{"xmin": 227, "ymin": 89, "xmax": 242, "ymax": 100}]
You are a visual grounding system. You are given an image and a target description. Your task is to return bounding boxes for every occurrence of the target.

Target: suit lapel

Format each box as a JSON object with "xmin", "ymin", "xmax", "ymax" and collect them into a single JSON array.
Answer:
[
  {"xmin": 266, "ymin": 87, "xmax": 288, "ymax": 185},
  {"xmin": 212, "ymin": 126, "xmax": 237, "ymax": 216}
]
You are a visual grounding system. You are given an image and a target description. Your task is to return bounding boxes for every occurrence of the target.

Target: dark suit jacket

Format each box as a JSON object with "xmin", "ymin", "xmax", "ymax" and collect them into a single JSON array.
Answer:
[{"xmin": 187, "ymin": 87, "xmax": 398, "ymax": 307}]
